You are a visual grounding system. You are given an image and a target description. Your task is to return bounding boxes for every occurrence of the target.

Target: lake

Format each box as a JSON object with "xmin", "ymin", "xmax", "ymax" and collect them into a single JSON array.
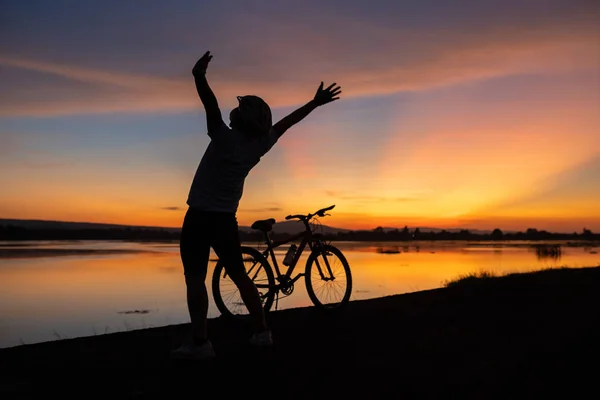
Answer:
[{"xmin": 0, "ymin": 240, "xmax": 598, "ymax": 349}]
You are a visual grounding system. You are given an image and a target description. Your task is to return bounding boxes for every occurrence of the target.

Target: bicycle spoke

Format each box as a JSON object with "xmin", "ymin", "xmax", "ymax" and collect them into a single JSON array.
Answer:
[
  {"xmin": 307, "ymin": 247, "xmax": 350, "ymax": 308},
  {"xmin": 215, "ymin": 253, "xmax": 273, "ymax": 316},
  {"xmin": 247, "ymin": 262, "xmax": 262, "ymax": 281}
]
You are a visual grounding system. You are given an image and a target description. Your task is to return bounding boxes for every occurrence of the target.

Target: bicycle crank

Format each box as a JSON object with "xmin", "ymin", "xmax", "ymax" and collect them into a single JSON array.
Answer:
[
  {"xmin": 279, "ymin": 276, "xmax": 295, "ymax": 296},
  {"xmin": 281, "ymin": 282, "xmax": 294, "ymax": 296}
]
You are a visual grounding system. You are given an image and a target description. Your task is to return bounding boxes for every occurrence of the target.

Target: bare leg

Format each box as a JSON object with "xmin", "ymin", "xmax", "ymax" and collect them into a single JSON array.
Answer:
[
  {"xmin": 227, "ymin": 268, "xmax": 268, "ymax": 332},
  {"xmin": 179, "ymin": 207, "xmax": 211, "ymax": 344},
  {"xmin": 212, "ymin": 212, "xmax": 269, "ymax": 333},
  {"xmin": 185, "ymin": 273, "xmax": 209, "ymax": 342}
]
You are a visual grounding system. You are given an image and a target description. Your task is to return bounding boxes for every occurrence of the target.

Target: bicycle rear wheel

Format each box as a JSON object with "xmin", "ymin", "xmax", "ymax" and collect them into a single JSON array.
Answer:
[
  {"xmin": 305, "ymin": 244, "xmax": 352, "ymax": 311},
  {"xmin": 212, "ymin": 246, "xmax": 275, "ymax": 319}
]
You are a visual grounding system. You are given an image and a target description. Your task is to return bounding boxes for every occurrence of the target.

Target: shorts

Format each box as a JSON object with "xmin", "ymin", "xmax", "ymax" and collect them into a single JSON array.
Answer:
[{"xmin": 179, "ymin": 206, "xmax": 244, "ymax": 278}]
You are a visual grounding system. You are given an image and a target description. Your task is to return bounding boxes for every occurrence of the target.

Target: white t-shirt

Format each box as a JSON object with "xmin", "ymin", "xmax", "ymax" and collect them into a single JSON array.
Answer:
[{"xmin": 186, "ymin": 122, "xmax": 278, "ymax": 213}]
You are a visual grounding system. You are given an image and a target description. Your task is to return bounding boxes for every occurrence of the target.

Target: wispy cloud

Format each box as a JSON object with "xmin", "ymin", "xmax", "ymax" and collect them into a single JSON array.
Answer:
[
  {"xmin": 0, "ymin": 55, "xmax": 183, "ymax": 89},
  {"xmin": 160, "ymin": 206, "xmax": 183, "ymax": 211},
  {"xmin": 1, "ymin": 6, "xmax": 597, "ymax": 117}
]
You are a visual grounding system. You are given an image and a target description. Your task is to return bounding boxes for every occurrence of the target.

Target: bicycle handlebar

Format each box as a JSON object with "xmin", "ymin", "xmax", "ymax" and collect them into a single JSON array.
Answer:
[
  {"xmin": 285, "ymin": 205, "xmax": 335, "ymax": 221},
  {"xmin": 285, "ymin": 214, "xmax": 305, "ymax": 220}
]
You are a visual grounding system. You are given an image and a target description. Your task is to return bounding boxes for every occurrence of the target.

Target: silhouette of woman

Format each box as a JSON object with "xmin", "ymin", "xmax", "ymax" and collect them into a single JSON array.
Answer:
[{"xmin": 171, "ymin": 51, "xmax": 341, "ymax": 359}]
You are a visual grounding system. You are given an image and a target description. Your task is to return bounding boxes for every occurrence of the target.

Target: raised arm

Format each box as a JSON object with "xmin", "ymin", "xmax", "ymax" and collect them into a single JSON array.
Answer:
[
  {"xmin": 192, "ymin": 51, "xmax": 224, "ymax": 134},
  {"xmin": 272, "ymin": 82, "xmax": 341, "ymax": 138}
]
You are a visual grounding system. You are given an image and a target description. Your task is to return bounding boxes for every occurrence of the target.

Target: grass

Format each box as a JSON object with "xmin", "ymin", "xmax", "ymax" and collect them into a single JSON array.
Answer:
[{"xmin": 442, "ymin": 265, "xmax": 574, "ymax": 288}]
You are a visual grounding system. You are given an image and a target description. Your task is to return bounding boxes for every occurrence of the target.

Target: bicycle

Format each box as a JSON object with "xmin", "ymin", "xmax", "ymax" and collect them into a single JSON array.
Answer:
[{"xmin": 212, "ymin": 204, "xmax": 352, "ymax": 318}]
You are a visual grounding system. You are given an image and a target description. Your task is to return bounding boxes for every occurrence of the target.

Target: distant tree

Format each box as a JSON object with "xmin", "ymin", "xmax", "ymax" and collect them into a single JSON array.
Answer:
[
  {"xmin": 491, "ymin": 228, "xmax": 503, "ymax": 240},
  {"xmin": 526, "ymin": 228, "xmax": 538, "ymax": 237},
  {"xmin": 401, "ymin": 225, "xmax": 411, "ymax": 240}
]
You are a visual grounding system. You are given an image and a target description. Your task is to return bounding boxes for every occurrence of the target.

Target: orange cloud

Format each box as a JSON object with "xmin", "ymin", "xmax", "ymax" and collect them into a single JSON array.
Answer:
[{"xmin": 1, "ymin": 15, "xmax": 597, "ymax": 117}]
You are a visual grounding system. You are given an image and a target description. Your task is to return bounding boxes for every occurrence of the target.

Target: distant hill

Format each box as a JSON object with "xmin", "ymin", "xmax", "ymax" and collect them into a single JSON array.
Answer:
[
  {"xmin": 0, "ymin": 219, "xmax": 181, "ymax": 233},
  {"xmin": 0, "ymin": 218, "xmax": 349, "ymax": 236},
  {"xmin": 239, "ymin": 220, "xmax": 351, "ymax": 235},
  {"xmin": 0, "ymin": 218, "xmax": 517, "ymax": 236}
]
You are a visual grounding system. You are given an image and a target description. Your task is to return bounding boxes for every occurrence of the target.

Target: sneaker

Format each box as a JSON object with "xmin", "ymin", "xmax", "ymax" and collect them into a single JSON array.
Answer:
[
  {"xmin": 249, "ymin": 330, "xmax": 273, "ymax": 347},
  {"xmin": 170, "ymin": 339, "xmax": 215, "ymax": 360}
]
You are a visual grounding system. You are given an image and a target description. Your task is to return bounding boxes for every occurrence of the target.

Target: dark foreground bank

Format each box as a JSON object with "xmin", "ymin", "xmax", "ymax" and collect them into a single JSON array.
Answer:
[{"xmin": 2, "ymin": 267, "xmax": 599, "ymax": 398}]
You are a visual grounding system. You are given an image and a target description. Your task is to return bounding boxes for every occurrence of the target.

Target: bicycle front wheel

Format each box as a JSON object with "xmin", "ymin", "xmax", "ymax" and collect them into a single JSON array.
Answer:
[
  {"xmin": 305, "ymin": 244, "xmax": 352, "ymax": 311},
  {"xmin": 212, "ymin": 246, "xmax": 275, "ymax": 319}
]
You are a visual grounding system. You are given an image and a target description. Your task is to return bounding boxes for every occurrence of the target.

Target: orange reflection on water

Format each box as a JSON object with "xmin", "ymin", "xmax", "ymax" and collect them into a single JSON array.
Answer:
[
  {"xmin": 342, "ymin": 241, "xmax": 599, "ymax": 298},
  {"xmin": 0, "ymin": 252, "xmax": 184, "ymax": 320},
  {"xmin": 0, "ymin": 240, "xmax": 598, "ymax": 348}
]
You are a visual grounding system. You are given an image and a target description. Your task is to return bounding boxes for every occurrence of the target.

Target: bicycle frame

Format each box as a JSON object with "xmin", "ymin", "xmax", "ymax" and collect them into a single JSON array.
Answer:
[
  {"xmin": 264, "ymin": 230, "xmax": 311, "ymax": 285},
  {"xmin": 256, "ymin": 220, "xmax": 335, "ymax": 289}
]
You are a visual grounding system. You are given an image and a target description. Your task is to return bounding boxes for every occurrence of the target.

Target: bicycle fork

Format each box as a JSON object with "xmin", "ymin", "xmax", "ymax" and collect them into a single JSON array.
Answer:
[{"xmin": 314, "ymin": 250, "xmax": 336, "ymax": 281}]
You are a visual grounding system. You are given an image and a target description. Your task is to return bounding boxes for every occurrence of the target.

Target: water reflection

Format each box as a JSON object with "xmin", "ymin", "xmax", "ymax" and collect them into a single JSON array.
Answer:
[
  {"xmin": 376, "ymin": 246, "xmax": 401, "ymax": 254},
  {"xmin": 0, "ymin": 240, "xmax": 598, "ymax": 348},
  {"xmin": 532, "ymin": 244, "xmax": 562, "ymax": 261}
]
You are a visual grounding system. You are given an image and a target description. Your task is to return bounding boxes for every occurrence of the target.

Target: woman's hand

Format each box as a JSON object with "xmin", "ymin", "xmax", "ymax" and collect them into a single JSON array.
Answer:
[
  {"xmin": 312, "ymin": 82, "xmax": 342, "ymax": 106},
  {"xmin": 193, "ymin": 51, "xmax": 213, "ymax": 77},
  {"xmin": 272, "ymin": 82, "xmax": 343, "ymax": 138},
  {"xmin": 191, "ymin": 51, "xmax": 223, "ymax": 132}
]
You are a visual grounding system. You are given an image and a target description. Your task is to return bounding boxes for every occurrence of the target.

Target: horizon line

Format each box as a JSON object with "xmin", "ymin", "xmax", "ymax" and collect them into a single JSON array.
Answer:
[{"xmin": 0, "ymin": 216, "xmax": 594, "ymax": 235}]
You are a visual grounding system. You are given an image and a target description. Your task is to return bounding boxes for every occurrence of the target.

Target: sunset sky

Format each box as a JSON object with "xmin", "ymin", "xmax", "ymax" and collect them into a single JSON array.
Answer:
[{"xmin": 1, "ymin": 0, "xmax": 599, "ymax": 232}]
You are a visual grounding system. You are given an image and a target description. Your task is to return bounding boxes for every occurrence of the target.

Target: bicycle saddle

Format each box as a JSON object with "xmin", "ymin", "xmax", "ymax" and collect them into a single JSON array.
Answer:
[{"xmin": 251, "ymin": 218, "xmax": 276, "ymax": 232}]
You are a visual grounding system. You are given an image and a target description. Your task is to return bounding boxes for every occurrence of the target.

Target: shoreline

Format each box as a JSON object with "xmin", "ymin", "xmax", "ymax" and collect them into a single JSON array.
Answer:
[
  {"xmin": 1, "ymin": 266, "xmax": 599, "ymax": 397},
  {"xmin": 1, "ymin": 239, "xmax": 596, "ymax": 261}
]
